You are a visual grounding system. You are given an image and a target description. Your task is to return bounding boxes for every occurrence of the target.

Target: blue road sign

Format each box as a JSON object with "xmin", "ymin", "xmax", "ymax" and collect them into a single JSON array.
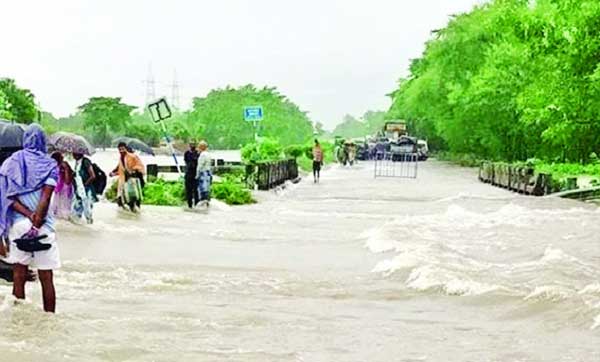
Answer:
[{"xmin": 244, "ymin": 106, "xmax": 264, "ymax": 122}]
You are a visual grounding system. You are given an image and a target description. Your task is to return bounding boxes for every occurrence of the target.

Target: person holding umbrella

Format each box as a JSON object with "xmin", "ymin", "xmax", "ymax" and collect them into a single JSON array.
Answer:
[{"xmin": 112, "ymin": 137, "xmax": 155, "ymax": 156}]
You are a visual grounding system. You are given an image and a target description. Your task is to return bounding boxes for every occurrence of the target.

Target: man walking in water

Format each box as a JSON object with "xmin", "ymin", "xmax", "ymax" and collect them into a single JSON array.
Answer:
[
  {"xmin": 184, "ymin": 142, "xmax": 199, "ymax": 208},
  {"xmin": 110, "ymin": 142, "xmax": 145, "ymax": 212},
  {"xmin": 312, "ymin": 139, "xmax": 323, "ymax": 183},
  {"xmin": 0, "ymin": 124, "xmax": 60, "ymax": 312}
]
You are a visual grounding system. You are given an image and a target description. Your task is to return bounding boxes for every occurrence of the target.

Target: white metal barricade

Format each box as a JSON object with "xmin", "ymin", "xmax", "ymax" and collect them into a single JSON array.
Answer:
[{"xmin": 374, "ymin": 152, "xmax": 418, "ymax": 178}]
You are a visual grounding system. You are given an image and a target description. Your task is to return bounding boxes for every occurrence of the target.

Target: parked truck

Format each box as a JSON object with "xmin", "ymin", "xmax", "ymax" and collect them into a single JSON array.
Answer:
[
  {"xmin": 383, "ymin": 121, "xmax": 408, "ymax": 140},
  {"xmin": 379, "ymin": 121, "xmax": 428, "ymax": 161}
]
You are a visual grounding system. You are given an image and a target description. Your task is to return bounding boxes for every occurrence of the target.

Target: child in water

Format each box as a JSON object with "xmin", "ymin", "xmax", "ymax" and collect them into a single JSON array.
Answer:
[{"xmin": 50, "ymin": 152, "xmax": 74, "ymax": 220}]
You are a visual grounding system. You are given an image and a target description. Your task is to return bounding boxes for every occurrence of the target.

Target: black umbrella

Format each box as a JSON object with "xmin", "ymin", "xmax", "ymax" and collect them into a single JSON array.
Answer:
[
  {"xmin": 48, "ymin": 132, "xmax": 96, "ymax": 156},
  {"xmin": 0, "ymin": 119, "xmax": 25, "ymax": 149},
  {"xmin": 112, "ymin": 137, "xmax": 155, "ymax": 155},
  {"xmin": 0, "ymin": 119, "xmax": 26, "ymax": 166}
]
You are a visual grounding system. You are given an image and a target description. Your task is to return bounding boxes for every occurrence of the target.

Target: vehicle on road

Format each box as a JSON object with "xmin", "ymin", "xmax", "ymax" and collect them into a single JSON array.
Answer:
[
  {"xmin": 383, "ymin": 121, "xmax": 407, "ymax": 140},
  {"xmin": 389, "ymin": 136, "xmax": 418, "ymax": 161},
  {"xmin": 417, "ymin": 140, "xmax": 429, "ymax": 161}
]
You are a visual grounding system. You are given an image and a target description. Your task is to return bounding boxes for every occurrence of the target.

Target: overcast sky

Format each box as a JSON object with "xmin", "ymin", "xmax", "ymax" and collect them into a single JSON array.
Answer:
[{"xmin": 1, "ymin": 0, "xmax": 482, "ymax": 129}]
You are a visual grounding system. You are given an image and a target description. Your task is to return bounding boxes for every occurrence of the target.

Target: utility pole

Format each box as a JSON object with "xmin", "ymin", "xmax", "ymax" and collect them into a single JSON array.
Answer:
[
  {"xmin": 143, "ymin": 63, "xmax": 156, "ymax": 106},
  {"xmin": 170, "ymin": 69, "xmax": 180, "ymax": 111}
]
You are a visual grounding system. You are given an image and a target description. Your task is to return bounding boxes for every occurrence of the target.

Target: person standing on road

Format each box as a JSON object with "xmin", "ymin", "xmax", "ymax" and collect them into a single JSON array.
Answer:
[
  {"xmin": 184, "ymin": 142, "xmax": 199, "ymax": 208},
  {"xmin": 196, "ymin": 141, "xmax": 212, "ymax": 206},
  {"xmin": 71, "ymin": 152, "xmax": 96, "ymax": 224},
  {"xmin": 312, "ymin": 139, "xmax": 323, "ymax": 183},
  {"xmin": 0, "ymin": 124, "xmax": 60, "ymax": 312}
]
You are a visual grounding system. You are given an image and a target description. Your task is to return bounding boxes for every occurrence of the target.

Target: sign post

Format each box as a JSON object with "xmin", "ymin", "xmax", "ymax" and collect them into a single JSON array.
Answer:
[
  {"xmin": 244, "ymin": 106, "xmax": 264, "ymax": 141},
  {"xmin": 148, "ymin": 98, "xmax": 182, "ymax": 174}
]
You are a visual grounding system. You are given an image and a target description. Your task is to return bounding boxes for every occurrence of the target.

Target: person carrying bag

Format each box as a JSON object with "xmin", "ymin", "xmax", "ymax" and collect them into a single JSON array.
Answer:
[{"xmin": 110, "ymin": 142, "xmax": 145, "ymax": 213}]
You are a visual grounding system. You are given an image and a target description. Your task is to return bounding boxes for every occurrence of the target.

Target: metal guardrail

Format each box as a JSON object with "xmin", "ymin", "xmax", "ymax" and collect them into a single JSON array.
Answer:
[
  {"xmin": 147, "ymin": 158, "xmax": 298, "ymax": 191},
  {"xmin": 478, "ymin": 161, "xmax": 550, "ymax": 196},
  {"xmin": 247, "ymin": 159, "xmax": 299, "ymax": 190},
  {"xmin": 374, "ymin": 152, "xmax": 418, "ymax": 178},
  {"xmin": 146, "ymin": 159, "xmax": 242, "ymax": 178}
]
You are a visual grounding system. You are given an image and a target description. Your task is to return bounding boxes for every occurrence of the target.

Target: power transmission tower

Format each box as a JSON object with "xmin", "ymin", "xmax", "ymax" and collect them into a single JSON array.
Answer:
[
  {"xmin": 143, "ymin": 63, "xmax": 156, "ymax": 106},
  {"xmin": 170, "ymin": 69, "xmax": 180, "ymax": 110}
]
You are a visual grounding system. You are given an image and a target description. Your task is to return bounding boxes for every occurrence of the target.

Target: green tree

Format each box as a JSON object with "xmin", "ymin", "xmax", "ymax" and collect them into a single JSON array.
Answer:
[
  {"xmin": 362, "ymin": 110, "xmax": 387, "ymax": 134},
  {"xmin": 56, "ymin": 113, "xmax": 85, "ymax": 132},
  {"xmin": 78, "ymin": 97, "xmax": 136, "ymax": 147},
  {"xmin": 186, "ymin": 85, "xmax": 313, "ymax": 149},
  {"xmin": 330, "ymin": 110, "xmax": 386, "ymax": 138},
  {"xmin": 387, "ymin": 0, "xmax": 600, "ymax": 162},
  {"xmin": 0, "ymin": 89, "xmax": 13, "ymax": 119},
  {"xmin": 39, "ymin": 111, "xmax": 59, "ymax": 135},
  {"xmin": 332, "ymin": 114, "xmax": 366, "ymax": 138},
  {"xmin": 314, "ymin": 121, "xmax": 327, "ymax": 137},
  {"xmin": 124, "ymin": 112, "xmax": 163, "ymax": 146},
  {"xmin": 0, "ymin": 78, "xmax": 36, "ymax": 122}
]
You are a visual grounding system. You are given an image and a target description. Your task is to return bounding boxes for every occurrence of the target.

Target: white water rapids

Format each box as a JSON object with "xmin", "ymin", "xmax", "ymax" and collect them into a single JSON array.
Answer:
[{"xmin": 0, "ymin": 156, "xmax": 598, "ymax": 361}]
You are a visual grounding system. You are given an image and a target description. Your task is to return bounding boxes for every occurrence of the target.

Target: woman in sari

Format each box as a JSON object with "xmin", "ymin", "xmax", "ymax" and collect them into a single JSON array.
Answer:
[
  {"xmin": 0, "ymin": 124, "xmax": 60, "ymax": 312},
  {"xmin": 50, "ymin": 152, "xmax": 74, "ymax": 220}
]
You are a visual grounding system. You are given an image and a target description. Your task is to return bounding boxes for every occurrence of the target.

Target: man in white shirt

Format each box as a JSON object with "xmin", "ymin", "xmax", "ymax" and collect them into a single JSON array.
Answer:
[{"xmin": 196, "ymin": 141, "xmax": 212, "ymax": 206}]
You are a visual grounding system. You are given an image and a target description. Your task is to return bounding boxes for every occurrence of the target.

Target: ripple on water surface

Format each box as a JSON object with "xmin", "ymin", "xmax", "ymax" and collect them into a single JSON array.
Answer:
[{"xmin": 364, "ymin": 201, "xmax": 600, "ymax": 329}]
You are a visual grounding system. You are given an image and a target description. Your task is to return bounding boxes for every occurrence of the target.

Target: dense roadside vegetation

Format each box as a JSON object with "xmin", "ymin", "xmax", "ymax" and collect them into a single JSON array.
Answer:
[
  {"xmin": 388, "ymin": 0, "xmax": 600, "ymax": 163},
  {"xmin": 1, "ymin": 79, "xmax": 317, "ymax": 153},
  {"xmin": 105, "ymin": 175, "xmax": 255, "ymax": 206}
]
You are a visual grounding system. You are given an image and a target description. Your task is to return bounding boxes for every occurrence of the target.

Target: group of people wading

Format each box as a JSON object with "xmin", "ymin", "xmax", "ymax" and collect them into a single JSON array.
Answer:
[
  {"xmin": 51, "ymin": 141, "xmax": 145, "ymax": 222},
  {"xmin": 0, "ymin": 126, "xmax": 150, "ymax": 312}
]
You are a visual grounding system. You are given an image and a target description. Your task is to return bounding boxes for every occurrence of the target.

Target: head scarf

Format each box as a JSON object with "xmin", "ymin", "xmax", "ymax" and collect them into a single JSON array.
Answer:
[{"xmin": 0, "ymin": 124, "xmax": 58, "ymax": 236}]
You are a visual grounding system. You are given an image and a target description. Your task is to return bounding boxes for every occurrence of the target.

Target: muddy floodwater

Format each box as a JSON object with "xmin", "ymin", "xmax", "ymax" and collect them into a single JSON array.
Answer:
[{"xmin": 0, "ymin": 158, "xmax": 599, "ymax": 362}]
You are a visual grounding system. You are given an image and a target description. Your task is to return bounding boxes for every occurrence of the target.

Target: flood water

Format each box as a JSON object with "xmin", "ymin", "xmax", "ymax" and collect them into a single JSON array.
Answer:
[{"xmin": 0, "ymin": 158, "xmax": 599, "ymax": 361}]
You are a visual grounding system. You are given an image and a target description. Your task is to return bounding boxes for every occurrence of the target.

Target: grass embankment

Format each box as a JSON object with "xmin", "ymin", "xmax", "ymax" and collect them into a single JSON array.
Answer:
[
  {"xmin": 436, "ymin": 152, "xmax": 600, "ymax": 192},
  {"xmin": 532, "ymin": 162, "xmax": 600, "ymax": 190},
  {"xmin": 105, "ymin": 173, "xmax": 255, "ymax": 207}
]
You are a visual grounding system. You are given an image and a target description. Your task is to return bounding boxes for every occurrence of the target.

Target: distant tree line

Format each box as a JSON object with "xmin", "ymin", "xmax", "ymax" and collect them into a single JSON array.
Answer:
[
  {"xmin": 172, "ymin": 85, "xmax": 315, "ymax": 149},
  {"xmin": 0, "ymin": 79, "xmax": 317, "ymax": 150},
  {"xmin": 331, "ymin": 110, "xmax": 387, "ymax": 139}
]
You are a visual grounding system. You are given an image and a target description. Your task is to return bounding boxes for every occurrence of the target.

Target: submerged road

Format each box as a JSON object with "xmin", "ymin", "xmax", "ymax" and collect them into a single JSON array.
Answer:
[{"xmin": 0, "ymin": 161, "xmax": 599, "ymax": 361}]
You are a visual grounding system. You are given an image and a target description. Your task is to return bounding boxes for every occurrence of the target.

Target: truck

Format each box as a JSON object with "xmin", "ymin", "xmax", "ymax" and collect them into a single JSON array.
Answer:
[
  {"xmin": 379, "ymin": 121, "xmax": 428, "ymax": 161},
  {"xmin": 382, "ymin": 121, "xmax": 407, "ymax": 141}
]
